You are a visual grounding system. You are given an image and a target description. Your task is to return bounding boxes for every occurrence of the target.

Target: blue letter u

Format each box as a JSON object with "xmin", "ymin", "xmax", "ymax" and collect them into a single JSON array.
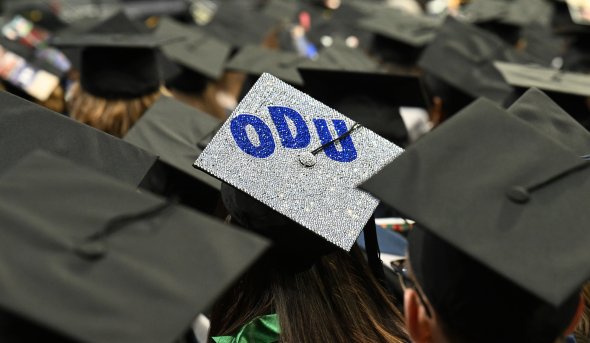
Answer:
[
  {"xmin": 268, "ymin": 106, "xmax": 311, "ymax": 149},
  {"xmin": 313, "ymin": 119, "xmax": 358, "ymax": 162},
  {"xmin": 230, "ymin": 114, "xmax": 275, "ymax": 158}
]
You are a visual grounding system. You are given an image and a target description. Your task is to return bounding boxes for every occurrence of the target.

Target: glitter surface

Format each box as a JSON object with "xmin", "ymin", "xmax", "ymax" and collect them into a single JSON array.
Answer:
[{"xmin": 195, "ymin": 73, "xmax": 403, "ymax": 250}]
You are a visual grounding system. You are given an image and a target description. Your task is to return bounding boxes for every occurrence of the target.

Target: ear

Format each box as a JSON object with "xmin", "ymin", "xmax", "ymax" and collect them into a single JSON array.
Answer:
[{"xmin": 404, "ymin": 289, "xmax": 434, "ymax": 343}]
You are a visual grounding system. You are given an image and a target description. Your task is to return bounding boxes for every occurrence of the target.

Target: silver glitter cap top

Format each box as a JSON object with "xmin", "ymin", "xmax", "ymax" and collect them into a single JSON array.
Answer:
[{"xmin": 194, "ymin": 73, "xmax": 403, "ymax": 250}]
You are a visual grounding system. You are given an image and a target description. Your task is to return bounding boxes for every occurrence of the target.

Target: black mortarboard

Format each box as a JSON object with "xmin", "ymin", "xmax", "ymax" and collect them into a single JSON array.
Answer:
[
  {"xmin": 262, "ymin": 0, "xmax": 300, "ymax": 21},
  {"xmin": 50, "ymin": 12, "xmax": 170, "ymax": 99},
  {"xmin": 361, "ymin": 97, "xmax": 590, "ymax": 309},
  {"xmin": 195, "ymin": 1, "xmax": 279, "ymax": 48},
  {"xmin": 520, "ymin": 23, "xmax": 565, "ymax": 66},
  {"xmin": 154, "ymin": 17, "xmax": 231, "ymax": 80},
  {"xmin": 507, "ymin": 88, "xmax": 590, "ymax": 156},
  {"xmin": 124, "ymin": 96, "xmax": 222, "ymax": 213},
  {"xmin": 358, "ymin": 8, "xmax": 442, "ymax": 67},
  {"xmin": 0, "ymin": 90, "xmax": 156, "ymax": 186},
  {"xmin": 419, "ymin": 17, "xmax": 527, "ymax": 112},
  {"xmin": 0, "ymin": 149, "xmax": 269, "ymax": 343},
  {"xmin": 495, "ymin": 61, "xmax": 590, "ymax": 129},
  {"xmin": 299, "ymin": 68, "xmax": 428, "ymax": 146},
  {"xmin": 297, "ymin": 38, "xmax": 379, "ymax": 72},
  {"xmin": 461, "ymin": 0, "xmax": 554, "ymax": 45},
  {"xmin": 295, "ymin": 1, "xmax": 373, "ymax": 50},
  {"xmin": 225, "ymin": 45, "xmax": 306, "ymax": 86}
]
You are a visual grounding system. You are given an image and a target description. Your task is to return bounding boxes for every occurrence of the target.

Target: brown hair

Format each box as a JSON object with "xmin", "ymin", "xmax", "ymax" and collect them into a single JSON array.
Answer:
[
  {"xmin": 67, "ymin": 82, "xmax": 160, "ymax": 138},
  {"xmin": 575, "ymin": 283, "xmax": 590, "ymax": 343},
  {"xmin": 209, "ymin": 245, "xmax": 408, "ymax": 343}
]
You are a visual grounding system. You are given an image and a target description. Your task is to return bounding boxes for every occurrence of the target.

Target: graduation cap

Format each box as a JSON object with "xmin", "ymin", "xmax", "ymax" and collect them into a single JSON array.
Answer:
[
  {"xmin": 297, "ymin": 38, "xmax": 379, "ymax": 72},
  {"xmin": 262, "ymin": 0, "xmax": 300, "ymax": 21},
  {"xmin": 419, "ymin": 17, "xmax": 530, "ymax": 117},
  {"xmin": 507, "ymin": 88, "xmax": 590, "ymax": 156},
  {"xmin": 358, "ymin": 8, "xmax": 442, "ymax": 67},
  {"xmin": 495, "ymin": 61, "xmax": 590, "ymax": 129},
  {"xmin": 295, "ymin": 1, "xmax": 374, "ymax": 50},
  {"xmin": 50, "ymin": 11, "xmax": 174, "ymax": 99},
  {"xmin": 519, "ymin": 23, "xmax": 565, "ymax": 67},
  {"xmin": 154, "ymin": 17, "xmax": 231, "ymax": 81},
  {"xmin": 124, "ymin": 96, "xmax": 223, "ymax": 213},
  {"xmin": 194, "ymin": 73, "xmax": 404, "ymax": 250},
  {"xmin": 195, "ymin": 0, "xmax": 279, "ymax": 48},
  {"xmin": 225, "ymin": 45, "xmax": 307, "ymax": 86},
  {"xmin": 299, "ymin": 68, "xmax": 429, "ymax": 147},
  {"xmin": 461, "ymin": 0, "xmax": 554, "ymax": 44},
  {"xmin": 0, "ymin": 149, "xmax": 269, "ymax": 343},
  {"xmin": 0, "ymin": 90, "xmax": 157, "ymax": 186},
  {"xmin": 361, "ymin": 97, "xmax": 590, "ymax": 313}
]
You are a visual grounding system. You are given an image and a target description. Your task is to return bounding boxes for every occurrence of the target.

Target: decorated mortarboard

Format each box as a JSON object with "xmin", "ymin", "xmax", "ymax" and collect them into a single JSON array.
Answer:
[
  {"xmin": 0, "ymin": 150, "xmax": 269, "ymax": 343},
  {"xmin": 154, "ymin": 17, "xmax": 231, "ymax": 80},
  {"xmin": 361, "ymin": 97, "xmax": 590, "ymax": 307},
  {"xmin": 0, "ymin": 90, "xmax": 157, "ymax": 186},
  {"xmin": 419, "ymin": 17, "xmax": 528, "ymax": 106},
  {"xmin": 124, "ymin": 96, "xmax": 222, "ymax": 212},
  {"xmin": 495, "ymin": 61, "xmax": 590, "ymax": 128},
  {"xmin": 225, "ymin": 45, "xmax": 307, "ymax": 86},
  {"xmin": 358, "ymin": 8, "xmax": 442, "ymax": 66},
  {"xmin": 299, "ymin": 68, "xmax": 428, "ymax": 146},
  {"xmin": 507, "ymin": 88, "xmax": 590, "ymax": 156},
  {"xmin": 194, "ymin": 73, "xmax": 403, "ymax": 250}
]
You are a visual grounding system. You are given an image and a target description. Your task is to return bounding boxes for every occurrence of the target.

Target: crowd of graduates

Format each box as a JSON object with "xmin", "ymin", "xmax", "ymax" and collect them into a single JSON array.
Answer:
[{"xmin": 0, "ymin": 0, "xmax": 590, "ymax": 342}]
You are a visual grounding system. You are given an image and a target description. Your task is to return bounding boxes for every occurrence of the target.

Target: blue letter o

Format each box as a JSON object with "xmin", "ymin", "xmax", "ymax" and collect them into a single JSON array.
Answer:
[{"xmin": 230, "ymin": 114, "xmax": 275, "ymax": 158}]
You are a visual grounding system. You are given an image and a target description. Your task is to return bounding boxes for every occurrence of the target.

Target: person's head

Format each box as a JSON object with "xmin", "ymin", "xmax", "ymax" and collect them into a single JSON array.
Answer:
[
  {"xmin": 66, "ymin": 82, "xmax": 160, "ymax": 138},
  {"xmin": 208, "ymin": 184, "xmax": 408, "ymax": 343},
  {"xmin": 402, "ymin": 225, "xmax": 584, "ymax": 343}
]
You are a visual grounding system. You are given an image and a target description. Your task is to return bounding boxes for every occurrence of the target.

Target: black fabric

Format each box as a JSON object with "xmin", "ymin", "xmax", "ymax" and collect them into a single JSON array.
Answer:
[
  {"xmin": 165, "ymin": 66, "xmax": 211, "ymax": 95},
  {"xmin": 124, "ymin": 96, "xmax": 222, "ymax": 213},
  {"xmin": 51, "ymin": 11, "xmax": 163, "ymax": 99},
  {"xmin": 418, "ymin": 17, "xmax": 530, "ymax": 106},
  {"xmin": 155, "ymin": 17, "xmax": 231, "ymax": 80},
  {"xmin": 197, "ymin": 0, "xmax": 278, "ymax": 48},
  {"xmin": 0, "ymin": 91, "xmax": 157, "ymax": 186},
  {"xmin": 408, "ymin": 226, "xmax": 580, "ymax": 343},
  {"xmin": 0, "ymin": 150, "xmax": 269, "ymax": 343},
  {"xmin": 225, "ymin": 45, "xmax": 306, "ymax": 86},
  {"xmin": 508, "ymin": 88, "xmax": 590, "ymax": 155},
  {"xmin": 221, "ymin": 183, "xmax": 337, "ymax": 272},
  {"xmin": 361, "ymin": 97, "xmax": 590, "ymax": 307},
  {"xmin": 495, "ymin": 61, "xmax": 590, "ymax": 129},
  {"xmin": 300, "ymin": 68, "xmax": 429, "ymax": 146},
  {"xmin": 80, "ymin": 46, "xmax": 160, "ymax": 99}
]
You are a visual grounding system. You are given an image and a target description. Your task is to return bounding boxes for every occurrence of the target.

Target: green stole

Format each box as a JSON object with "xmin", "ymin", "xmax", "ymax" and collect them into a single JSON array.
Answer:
[{"xmin": 212, "ymin": 314, "xmax": 280, "ymax": 343}]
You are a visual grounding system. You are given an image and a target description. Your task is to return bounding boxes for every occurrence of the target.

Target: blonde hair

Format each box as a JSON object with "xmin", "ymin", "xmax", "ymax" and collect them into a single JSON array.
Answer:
[{"xmin": 67, "ymin": 82, "xmax": 160, "ymax": 138}]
